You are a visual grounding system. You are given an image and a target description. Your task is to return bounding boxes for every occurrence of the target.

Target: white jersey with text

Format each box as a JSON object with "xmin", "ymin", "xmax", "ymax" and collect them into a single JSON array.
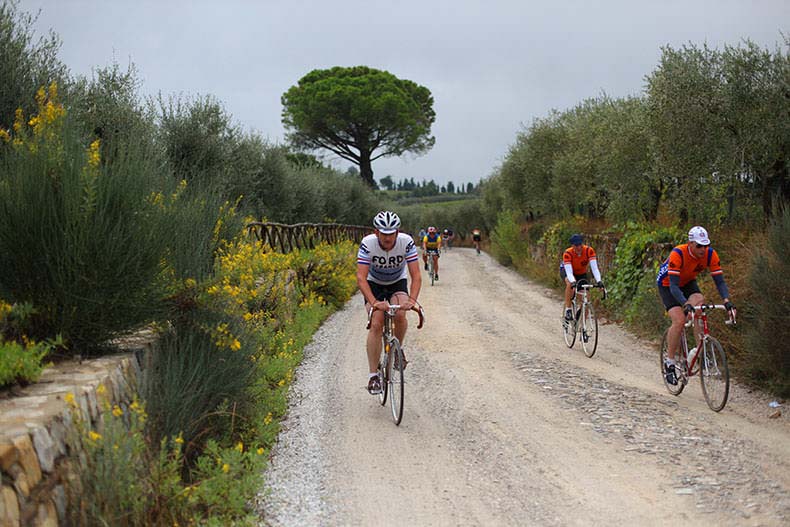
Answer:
[{"xmin": 357, "ymin": 233, "xmax": 419, "ymax": 285}]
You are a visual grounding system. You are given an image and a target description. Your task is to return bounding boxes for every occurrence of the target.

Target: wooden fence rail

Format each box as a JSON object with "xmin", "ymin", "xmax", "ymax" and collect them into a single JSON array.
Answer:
[{"xmin": 246, "ymin": 222, "xmax": 372, "ymax": 253}]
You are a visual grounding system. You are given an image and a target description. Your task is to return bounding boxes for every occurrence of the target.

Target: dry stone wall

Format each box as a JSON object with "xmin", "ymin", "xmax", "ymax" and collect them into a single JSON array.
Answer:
[{"xmin": 0, "ymin": 345, "xmax": 149, "ymax": 527}]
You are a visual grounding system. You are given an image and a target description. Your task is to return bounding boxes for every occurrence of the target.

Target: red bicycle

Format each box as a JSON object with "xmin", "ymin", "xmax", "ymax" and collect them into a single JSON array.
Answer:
[{"xmin": 660, "ymin": 304, "xmax": 735, "ymax": 412}]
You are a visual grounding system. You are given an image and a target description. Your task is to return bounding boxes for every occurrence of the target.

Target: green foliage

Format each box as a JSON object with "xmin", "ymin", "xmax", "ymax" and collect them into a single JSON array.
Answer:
[
  {"xmin": 743, "ymin": 207, "xmax": 790, "ymax": 396},
  {"xmin": 0, "ymin": 0, "xmax": 68, "ymax": 132},
  {"xmin": 646, "ymin": 40, "xmax": 789, "ymax": 221},
  {"xmin": 68, "ymin": 62, "xmax": 157, "ymax": 160},
  {"xmin": 490, "ymin": 210, "xmax": 525, "ymax": 267},
  {"xmin": 0, "ymin": 109, "xmax": 171, "ymax": 352},
  {"xmin": 143, "ymin": 318, "xmax": 256, "ymax": 458},
  {"xmin": 605, "ymin": 223, "xmax": 682, "ymax": 324},
  {"xmin": 68, "ymin": 396, "xmax": 264, "ymax": 526},
  {"xmin": 157, "ymin": 93, "xmax": 239, "ymax": 185},
  {"xmin": 0, "ymin": 338, "xmax": 51, "ymax": 387},
  {"xmin": 282, "ymin": 65, "xmax": 435, "ymax": 186}
]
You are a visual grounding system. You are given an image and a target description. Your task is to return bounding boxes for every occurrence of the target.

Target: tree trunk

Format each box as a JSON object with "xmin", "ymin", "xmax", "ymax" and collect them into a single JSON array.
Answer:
[{"xmin": 359, "ymin": 150, "xmax": 375, "ymax": 188}]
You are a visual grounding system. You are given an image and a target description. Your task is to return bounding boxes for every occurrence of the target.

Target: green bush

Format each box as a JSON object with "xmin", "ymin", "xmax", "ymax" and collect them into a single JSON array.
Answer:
[
  {"xmin": 142, "ymin": 317, "xmax": 256, "ymax": 459},
  {"xmin": 743, "ymin": 207, "xmax": 790, "ymax": 396},
  {"xmin": 606, "ymin": 222, "xmax": 682, "ymax": 323},
  {"xmin": 490, "ymin": 210, "xmax": 524, "ymax": 266},
  {"xmin": 0, "ymin": 338, "xmax": 51, "ymax": 388},
  {"xmin": 0, "ymin": 103, "xmax": 173, "ymax": 352}
]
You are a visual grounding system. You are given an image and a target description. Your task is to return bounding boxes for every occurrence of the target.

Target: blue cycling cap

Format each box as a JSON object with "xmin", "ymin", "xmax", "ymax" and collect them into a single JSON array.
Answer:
[{"xmin": 569, "ymin": 234, "xmax": 583, "ymax": 245}]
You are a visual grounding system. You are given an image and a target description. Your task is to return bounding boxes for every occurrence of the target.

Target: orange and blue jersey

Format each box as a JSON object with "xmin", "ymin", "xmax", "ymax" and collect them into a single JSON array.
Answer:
[{"xmin": 657, "ymin": 243, "xmax": 722, "ymax": 287}]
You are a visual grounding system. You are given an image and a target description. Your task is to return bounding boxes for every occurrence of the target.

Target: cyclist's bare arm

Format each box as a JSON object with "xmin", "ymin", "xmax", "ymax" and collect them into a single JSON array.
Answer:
[
  {"xmin": 402, "ymin": 259, "xmax": 422, "ymax": 311},
  {"xmin": 356, "ymin": 264, "xmax": 386, "ymax": 310}
]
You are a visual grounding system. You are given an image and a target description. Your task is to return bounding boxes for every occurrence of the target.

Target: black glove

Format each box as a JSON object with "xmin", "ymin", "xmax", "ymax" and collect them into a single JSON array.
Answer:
[
  {"xmin": 683, "ymin": 303, "xmax": 694, "ymax": 316},
  {"xmin": 724, "ymin": 301, "xmax": 735, "ymax": 312},
  {"xmin": 596, "ymin": 281, "xmax": 604, "ymax": 288}
]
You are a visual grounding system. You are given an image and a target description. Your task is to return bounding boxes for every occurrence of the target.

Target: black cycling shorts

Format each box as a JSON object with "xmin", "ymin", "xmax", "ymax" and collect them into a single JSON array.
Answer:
[
  {"xmin": 559, "ymin": 267, "xmax": 587, "ymax": 283},
  {"xmin": 472, "ymin": 234, "xmax": 481, "ymax": 242},
  {"xmin": 658, "ymin": 280, "xmax": 701, "ymax": 311},
  {"xmin": 365, "ymin": 279, "xmax": 408, "ymax": 305}
]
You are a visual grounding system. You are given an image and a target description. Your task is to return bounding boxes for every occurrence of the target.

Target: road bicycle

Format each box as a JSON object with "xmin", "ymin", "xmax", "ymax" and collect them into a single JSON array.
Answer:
[
  {"xmin": 426, "ymin": 250, "xmax": 439, "ymax": 286},
  {"xmin": 366, "ymin": 304, "xmax": 425, "ymax": 425},
  {"xmin": 562, "ymin": 281, "xmax": 606, "ymax": 357},
  {"xmin": 660, "ymin": 304, "xmax": 735, "ymax": 412}
]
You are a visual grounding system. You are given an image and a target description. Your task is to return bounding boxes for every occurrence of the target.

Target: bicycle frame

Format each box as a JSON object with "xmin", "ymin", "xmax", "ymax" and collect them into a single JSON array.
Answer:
[
  {"xmin": 678, "ymin": 305, "xmax": 733, "ymax": 376},
  {"xmin": 661, "ymin": 303, "xmax": 734, "ymax": 412},
  {"xmin": 366, "ymin": 303, "xmax": 425, "ymax": 425}
]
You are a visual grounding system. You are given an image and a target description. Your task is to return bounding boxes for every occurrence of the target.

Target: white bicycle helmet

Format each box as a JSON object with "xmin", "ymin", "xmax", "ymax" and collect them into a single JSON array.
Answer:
[{"xmin": 373, "ymin": 211, "xmax": 401, "ymax": 234}]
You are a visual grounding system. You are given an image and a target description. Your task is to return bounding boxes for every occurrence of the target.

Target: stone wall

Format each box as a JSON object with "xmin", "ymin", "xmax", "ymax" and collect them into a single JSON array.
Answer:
[{"xmin": 0, "ymin": 345, "xmax": 149, "ymax": 527}]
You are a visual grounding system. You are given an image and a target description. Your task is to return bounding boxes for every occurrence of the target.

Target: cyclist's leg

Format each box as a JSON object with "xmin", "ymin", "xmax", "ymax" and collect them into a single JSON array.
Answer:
[
  {"xmin": 687, "ymin": 291, "xmax": 705, "ymax": 348},
  {"xmin": 390, "ymin": 291, "xmax": 410, "ymax": 343},
  {"xmin": 366, "ymin": 305, "xmax": 385, "ymax": 374},
  {"xmin": 666, "ymin": 306, "xmax": 685, "ymax": 361},
  {"xmin": 433, "ymin": 253, "xmax": 439, "ymax": 274}
]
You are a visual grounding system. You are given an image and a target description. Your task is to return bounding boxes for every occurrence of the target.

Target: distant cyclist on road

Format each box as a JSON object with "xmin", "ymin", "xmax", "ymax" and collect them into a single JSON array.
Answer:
[
  {"xmin": 422, "ymin": 226, "xmax": 442, "ymax": 281},
  {"xmin": 471, "ymin": 228, "xmax": 482, "ymax": 254},
  {"xmin": 656, "ymin": 226, "xmax": 736, "ymax": 385},
  {"xmin": 357, "ymin": 211, "xmax": 422, "ymax": 395},
  {"xmin": 442, "ymin": 228, "xmax": 454, "ymax": 250},
  {"xmin": 560, "ymin": 234, "xmax": 604, "ymax": 323}
]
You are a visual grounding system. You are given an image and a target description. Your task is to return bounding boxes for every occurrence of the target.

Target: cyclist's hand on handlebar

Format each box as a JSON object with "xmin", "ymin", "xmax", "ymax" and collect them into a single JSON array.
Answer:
[
  {"xmin": 399, "ymin": 297, "xmax": 416, "ymax": 311},
  {"xmin": 372, "ymin": 300, "xmax": 389, "ymax": 312},
  {"xmin": 724, "ymin": 301, "xmax": 737, "ymax": 322},
  {"xmin": 683, "ymin": 303, "xmax": 694, "ymax": 319},
  {"xmin": 596, "ymin": 280, "xmax": 604, "ymax": 288}
]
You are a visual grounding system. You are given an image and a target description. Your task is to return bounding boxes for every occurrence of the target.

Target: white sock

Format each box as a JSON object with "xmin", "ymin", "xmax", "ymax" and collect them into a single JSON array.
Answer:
[
  {"xmin": 666, "ymin": 358, "xmax": 676, "ymax": 366},
  {"xmin": 368, "ymin": 373, "xmax": 379, "ymax": 379}
]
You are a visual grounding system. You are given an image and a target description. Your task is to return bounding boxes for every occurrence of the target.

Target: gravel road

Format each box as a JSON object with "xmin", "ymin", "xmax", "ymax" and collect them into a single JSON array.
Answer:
[{"xmin": 257, "ymin": 248, "xmax": 790, "ymax": 526}]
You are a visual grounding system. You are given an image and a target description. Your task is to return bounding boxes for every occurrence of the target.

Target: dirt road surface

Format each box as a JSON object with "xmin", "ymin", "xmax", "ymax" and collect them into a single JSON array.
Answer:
[{"xmin": 258, "ymin": 248, "xmax": 790, "ymax": 526}]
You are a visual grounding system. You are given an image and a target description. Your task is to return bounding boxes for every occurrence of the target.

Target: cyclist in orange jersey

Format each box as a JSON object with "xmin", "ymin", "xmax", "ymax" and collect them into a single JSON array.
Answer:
[
  {"xmin": 656, "ymin": 226, "xmax": 736, "ymax": 385},
  {"xmin": 560, "ymin": 234, "xmax": 604, "ymax": 323}
]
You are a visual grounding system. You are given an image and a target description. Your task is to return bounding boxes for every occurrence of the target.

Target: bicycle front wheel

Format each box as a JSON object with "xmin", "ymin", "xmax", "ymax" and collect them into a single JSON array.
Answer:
[
  {"xmin": 378, "ymin": 339, "xmax": 388, "ymax": 406},
  {"xmin": 581, "ymin": 303, "xmax": 598, "ymax": 358},
  {"xmin": 388, "ymin": 338, "xmax": 405, "ymax": 425},
  {"xmin": 700, "ymin": 337, "xmax": 729, "ymax": 412},
  {"xmin": 563, "ymin": 305, "xmax": 576, "ymax": 348},
  {"xmin": 660, "ymin": 328, "xmax": 685, "ymax": 396}
]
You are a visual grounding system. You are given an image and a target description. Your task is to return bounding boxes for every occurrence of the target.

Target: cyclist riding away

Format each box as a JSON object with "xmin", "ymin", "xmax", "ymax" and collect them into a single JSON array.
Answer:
[
  {"xmin": 560, "ymin": 234, "xmax": 604, "ymax": 324},
  {"xmin": 422, "ymin": 226, "xmax": 442, "ymax": 281},
  {"xmin": 471, "ymin": 228, "xmax": 482, "ymax": 253},
  {"xmin": 442, "ymin": 228, "xmax": 454, "ymax": 249},
  {"xmin": 357, "ymin": 211, "xmax": 422, "ymax": 395},
  {"xmin": 656, "ymin": 226, "xmax": 736, "ymax": 385}
]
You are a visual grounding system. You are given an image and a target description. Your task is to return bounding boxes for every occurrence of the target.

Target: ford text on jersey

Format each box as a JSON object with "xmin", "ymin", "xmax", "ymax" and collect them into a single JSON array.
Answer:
[{"xmin": 357, "ymin": 233, "xmax": 419, "ymax": 285}]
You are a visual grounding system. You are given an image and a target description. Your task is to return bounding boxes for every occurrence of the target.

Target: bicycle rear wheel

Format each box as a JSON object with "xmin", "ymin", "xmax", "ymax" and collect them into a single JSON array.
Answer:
[
  {"xmin": 388, "ymin": 338, "xmax": 405, "ymax": 425},
  {"xmin": 581, "ymin": 303, "xmax": 598, "ymax": 358},
  {"xmin": 660, "ymin": 328, "xmax": 685, "ymax": 395},
  {"xmin": 700, "ymin": 337, "xmax": 729, "ymax": 412},
  {"xmin": 562, "ymin": 303, "xmax": 576, "ymax": 348}
]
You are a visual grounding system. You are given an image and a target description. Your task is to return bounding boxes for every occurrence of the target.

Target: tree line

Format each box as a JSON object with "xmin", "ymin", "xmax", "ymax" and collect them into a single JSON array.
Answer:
[
  {"xmin": 479, "ymin": 38, "xmax": 789, "ymax": 229},
  {"xmin": 378, "ymin": 175, "xmax": 478, "ymax": 196}
]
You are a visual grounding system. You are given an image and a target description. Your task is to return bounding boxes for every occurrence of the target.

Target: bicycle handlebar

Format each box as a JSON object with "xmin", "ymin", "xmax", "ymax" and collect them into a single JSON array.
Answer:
[
  {"xmin": 571, "ymin": 282, "xmax": 607, "ymax": 301},
  {"xmin": 684, "ymin": 304, "xmax": 737, "ymax": 327},
  {"xmin": 366, "ymin": 304, "xmax": 426, "ymax": 330}
]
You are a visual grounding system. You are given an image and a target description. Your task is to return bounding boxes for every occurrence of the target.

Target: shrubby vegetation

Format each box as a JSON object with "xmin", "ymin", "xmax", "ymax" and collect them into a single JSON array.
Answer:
[
  {"xmin": 477, "ymin": 37, "xmax": 789, "ymax": 395},
  {"xmin": 0, "ymin": 1, "xmax": 370, "ymax": 522}
]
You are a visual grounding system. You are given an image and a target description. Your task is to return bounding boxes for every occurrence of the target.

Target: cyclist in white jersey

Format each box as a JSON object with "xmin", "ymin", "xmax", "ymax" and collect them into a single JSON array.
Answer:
[{"xmin": 356, "ymin": 211, "xmax": 422, "ymax": 394}]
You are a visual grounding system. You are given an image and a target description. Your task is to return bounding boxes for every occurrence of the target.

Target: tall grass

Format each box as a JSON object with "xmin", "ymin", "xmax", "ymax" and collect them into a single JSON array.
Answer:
[
  {"xmin": 743, "ymin": 207, "xmax": 790, "ymax": 396},
  {"xmin": 0, "ymin": 117, "xmax": 171, "ymax": 352}
]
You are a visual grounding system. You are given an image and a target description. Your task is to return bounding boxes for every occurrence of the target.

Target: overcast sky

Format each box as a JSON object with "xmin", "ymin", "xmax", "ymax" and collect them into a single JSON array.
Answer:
[{"xmin": 19, "ymin": 0, "xmax": 789, "ymax": 187}]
